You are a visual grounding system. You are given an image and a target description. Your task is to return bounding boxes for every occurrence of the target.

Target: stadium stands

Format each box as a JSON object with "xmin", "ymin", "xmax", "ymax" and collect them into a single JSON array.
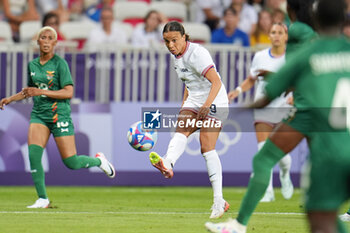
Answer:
[
  {"xmin": 113, "ymin": 1, "xmax": 149, "ymax": 27},
  {"xmin": 149, "ymin": 1, "xmax": 187, "ymax": 22},
  {"xmin": 60, "ymin": 21, "xmax": 97, "ymax": 49},
  {"xmin": 19, "ymin": 21, "xmax": 41, "ymax": 42},
  {"xmin": 0, "ymin": 21, "xmax": 13, "ymax": 43},
  {"xmin": 182, "ymin": 22, "xmax": 211, "ymax": 43}
]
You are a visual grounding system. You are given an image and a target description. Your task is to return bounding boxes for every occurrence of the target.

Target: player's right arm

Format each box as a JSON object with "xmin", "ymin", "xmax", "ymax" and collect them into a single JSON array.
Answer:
[
  {"xmin": 228, "ymin": 75, "xmax": 256, "ymax": 103},
  {"xmin": 0, "ymin": 90, "xmax": 26, "ymax": 110}
]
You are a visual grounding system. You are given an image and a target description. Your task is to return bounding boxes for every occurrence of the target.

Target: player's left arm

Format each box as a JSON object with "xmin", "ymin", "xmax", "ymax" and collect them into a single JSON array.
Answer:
[
  {"xmin": 22, "ymin": 85, "xmax": 73, "ymax": 99},
  {"xmin": 197, "ymin": 68, "xmax": 222, "ymax": 120}
]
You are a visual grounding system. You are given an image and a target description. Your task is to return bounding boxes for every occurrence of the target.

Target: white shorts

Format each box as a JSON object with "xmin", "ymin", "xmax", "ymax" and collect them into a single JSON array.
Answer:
[
  {"xmin": 254, "ymin": 93, "xmax": 292, "ymax": 124},
  {"xmin": 182, "ymin": 88, "xmax": 229, "ymax": 122}
]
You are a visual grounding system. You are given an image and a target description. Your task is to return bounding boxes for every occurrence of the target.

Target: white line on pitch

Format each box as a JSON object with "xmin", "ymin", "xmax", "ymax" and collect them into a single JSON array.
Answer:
[{"xmin": 0, "ymin": 211, "xmax": 305, "ymax": 216}]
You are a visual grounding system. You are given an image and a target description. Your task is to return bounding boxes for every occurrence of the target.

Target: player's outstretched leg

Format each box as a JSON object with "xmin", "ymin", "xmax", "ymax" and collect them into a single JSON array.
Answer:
[
  {"xmin": 205, "ymin": 218, "xmax": 247, "ymax": 233},
  {"xmin": 95, "ymin": 152, "xmax": 116, "ymax": 178},
  {"xmin": 149, "ymin": 152, "xmax": 174, "ymax": 178}
]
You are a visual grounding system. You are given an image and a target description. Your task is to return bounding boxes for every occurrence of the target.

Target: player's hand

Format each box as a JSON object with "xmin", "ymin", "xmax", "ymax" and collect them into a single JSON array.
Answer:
[
  {"xmin": 197, "ymin": 106, "xmax": 210, "ymax": 120},
  {"xmin": 0, "ymin": 98, "xmax": 10, "ymax": 110},
  {"xmin": 228, "ymin": 90, "xmax": 239, "ymax": 104},
  {"xmin": 22, "ymin": 87, "xmax": 41, "ymax": 97}
]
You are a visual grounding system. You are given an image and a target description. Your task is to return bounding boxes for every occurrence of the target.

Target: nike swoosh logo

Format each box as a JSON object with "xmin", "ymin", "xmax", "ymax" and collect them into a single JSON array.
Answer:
[{"xmin": 209, "ymin": 173, "xmax": 216, "ymax": 178}]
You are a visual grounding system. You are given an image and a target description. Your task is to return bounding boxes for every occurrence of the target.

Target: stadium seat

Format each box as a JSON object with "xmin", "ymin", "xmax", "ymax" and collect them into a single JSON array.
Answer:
[
  {"xmin": 19, "ymin": 21, "xmax": 41, "ymax": 42},
  {"xmin": 128, "ymin": 0, "xmax": 151, "ymax": 3},
  {"xmin": 113, "ymin": 21, "xmax": 134, "ymax": 41},
  {"xmin": 182, "ymin": 22, "xmax": 211, "ymax": 44},
  {"xmin": 113, "ymin": 2, "xmax": 149, "ymax": 27},
  {"xmin": 149, "ymin": 1, "xmax": 187, "ymax": 22},
  {"xmin": 60, "ymin": 21, "xmax": 97, "ymax": 49},
  {"xmin": 0, "ymin": 21, "xmax": 13, "ymax": 43}
]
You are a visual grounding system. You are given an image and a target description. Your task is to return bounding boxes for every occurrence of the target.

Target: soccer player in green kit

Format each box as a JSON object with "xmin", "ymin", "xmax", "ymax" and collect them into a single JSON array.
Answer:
[
  {"xmin": 206, "ymin": 0, "xmax": 350, "ymax": 232},
  {"xmin": 0, "ymin": 26, "xmax": 115, "ymax": 208},
  {"xmin": 206, "ymin": 0, "xmax": 317, "ymax": 232}
]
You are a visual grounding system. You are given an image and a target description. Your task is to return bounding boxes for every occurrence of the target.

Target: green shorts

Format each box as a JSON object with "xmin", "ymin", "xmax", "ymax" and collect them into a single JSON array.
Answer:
[
  {"xmin": 30, "ymin": 115, "xmax": 75, "ymax": 137},
  {"xmin": 303, "ymin": 154, "xmax": 350, "ymax": 211},
  {"xmin": 282, "ymin": 108, "xmax": 312, "ymax": 137}
]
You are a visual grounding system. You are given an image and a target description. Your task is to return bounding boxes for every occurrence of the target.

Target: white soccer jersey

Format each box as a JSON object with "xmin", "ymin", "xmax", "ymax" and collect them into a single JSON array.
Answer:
[
  {"xmin": 250, "ymin": 48, "xmax": 291, "ymax": 123},
  {"xmin": 172, "ymin": 42, "xmax": 228, "ymax": 120}
]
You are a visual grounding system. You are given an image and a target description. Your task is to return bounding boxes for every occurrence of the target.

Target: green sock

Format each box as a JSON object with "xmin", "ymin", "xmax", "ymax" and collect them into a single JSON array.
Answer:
[
  {"xmin": 237, "ymin": 139, "xmax": 285, "ymax": 225},
  {"xmin": 28, "ymin": 144, "xmax": 47, "ymax": 199},
  {"xmin": 62, "ymin": 154, "xmax": 101, "ymax": 170}
]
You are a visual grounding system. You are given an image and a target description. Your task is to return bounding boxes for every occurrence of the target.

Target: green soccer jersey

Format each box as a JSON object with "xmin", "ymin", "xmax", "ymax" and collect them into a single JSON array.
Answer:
[
  {"xmin": 265, "ymin": 36, "xmax": 350, "ymax": 159},
  {"xmin": 286, "ymin": 21, "xmax": 316, "ymax": 59},
  {"xmin": 28, "ymin": 54, "xmax": 74, "ymax": 123},
  {"xmin": 286, "ymin": 21, "xmax": 317, "ymax": 108}
]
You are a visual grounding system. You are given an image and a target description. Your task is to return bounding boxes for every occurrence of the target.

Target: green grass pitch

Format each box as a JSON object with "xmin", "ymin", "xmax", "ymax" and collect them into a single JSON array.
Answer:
[{"xmin": 0, "ymin": 186, "xmax": 349, "ymax": 233}]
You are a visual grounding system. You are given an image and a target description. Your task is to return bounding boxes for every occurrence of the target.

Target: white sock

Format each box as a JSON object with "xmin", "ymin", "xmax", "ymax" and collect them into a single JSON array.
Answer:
[
  {"xmin": 163, "ymin": 132, "xmax": 187, "ymax": 168},
  {"xmin": 279, "ymin": 153, "xmax": 292, "ymax": 178},
  {"xmin": 203, "ymin": 150, "xmax": 223, "ymax": 202},
  {"xmin": 258, "ymin": 141, "xmax": 273, "ymax": 193}
]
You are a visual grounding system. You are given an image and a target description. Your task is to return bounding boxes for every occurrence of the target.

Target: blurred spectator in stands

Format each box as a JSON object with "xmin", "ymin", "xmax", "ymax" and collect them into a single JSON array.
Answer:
[
  {"xmin": 265, "ymin": 0, "xmax": 285, "ymax": 12},
  {"xmin": 250, "ymin": 10, "xmax": 272, "ymax": 48},
  {"xmin": 343, "ymin": 17, "xmax": 350, "ymax": 39},
  {"xmin": 248, "ymin": 0, "xmax": 264, "ymax": 13},
  {"xmin": 36, "ymin": 0, "xmax": 69, "ymax": 23},
  {"xmin": 85, "ymin": 0, "xmax": 114, "ymax": 23},
  {"xmin": 195, "ymin": 0, "xmax": 231, "ymax": 31},
  {"xmin": 271, "ymin": 8, "xmax": 285, "ymax": 24},
  {"xmin": 131, "ymin": 10, "xmax": 167, "ymax": 48},
  {"xmin": 86, "ymin": 6, "xmax": 128, "ymax": 51},
  {"xmin": 68, "ymin": 0, "xmax": 88, "ymax": 21},
  {"xmin": 2, "ymin": 0, "xmax": 39, "ymax": 42},
  {"xmin": 42, "ymin": 12, "xmax": 66, "ymax": 41},
  {"xmin": 230, "ymin": 0, "xmax": 258, "ymax": 35},
  {"xmin": 211, "ymin": 7, "xmax": 250, "ymax": 46}
]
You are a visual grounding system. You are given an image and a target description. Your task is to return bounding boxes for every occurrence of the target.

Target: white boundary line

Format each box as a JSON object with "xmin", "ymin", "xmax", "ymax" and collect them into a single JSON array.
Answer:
[{"xmin": 0, "ymin": 211, "xmax": 305, "ymax": 215}]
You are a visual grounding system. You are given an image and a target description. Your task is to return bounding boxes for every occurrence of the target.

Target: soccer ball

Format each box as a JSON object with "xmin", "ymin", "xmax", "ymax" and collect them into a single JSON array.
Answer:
[{"xmin": 127, "ymin": 121, "xmax": 158, "ymax": 151}]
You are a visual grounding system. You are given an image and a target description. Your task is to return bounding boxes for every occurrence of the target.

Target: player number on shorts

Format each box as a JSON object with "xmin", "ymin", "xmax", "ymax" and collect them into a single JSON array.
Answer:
[
  {"xmin": 57, "ymin": 121, "xmax": 69, "ymax": 128},
  {"xmin": 210, "ymin": 104, "xmax": 217, "ymax": 113},
  {"xmin": 329, "ymin": 78, "xmax": 350, "ymax": 131}
]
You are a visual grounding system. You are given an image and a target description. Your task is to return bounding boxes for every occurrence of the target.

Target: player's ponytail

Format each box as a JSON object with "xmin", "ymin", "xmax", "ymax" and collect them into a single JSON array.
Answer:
[{"xmin": 163, "ymin": 21, "xmax": 190, "ymax": 41}]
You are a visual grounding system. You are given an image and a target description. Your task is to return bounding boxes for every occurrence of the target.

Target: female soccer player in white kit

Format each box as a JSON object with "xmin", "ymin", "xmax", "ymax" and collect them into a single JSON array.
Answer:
[
  {"xmin": 228, "ymin": 23, "xmax": 294, "ymax": 202},
  {"xmin": 149, "ymin": 21, "xmax": 230, "ymax": 219}
]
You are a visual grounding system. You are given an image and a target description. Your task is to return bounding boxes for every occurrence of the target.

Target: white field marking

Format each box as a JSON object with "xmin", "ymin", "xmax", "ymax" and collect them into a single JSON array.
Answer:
[{"xmin": 0, "ymin": 211, "xmax": 305, "ymax": 216}]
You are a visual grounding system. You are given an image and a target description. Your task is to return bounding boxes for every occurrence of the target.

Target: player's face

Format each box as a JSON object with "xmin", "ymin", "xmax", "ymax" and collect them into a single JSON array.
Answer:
[
  {"xmin": 269, "ymin": 24, "xmax": 287, "ymax": 47},
  {"xmin": 163, "ymin": 31, "xmax": 186, "ymax": 56},
  {"xmin": 37, "ymin": 30, "xmax": 57, "ymax": 54}
]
